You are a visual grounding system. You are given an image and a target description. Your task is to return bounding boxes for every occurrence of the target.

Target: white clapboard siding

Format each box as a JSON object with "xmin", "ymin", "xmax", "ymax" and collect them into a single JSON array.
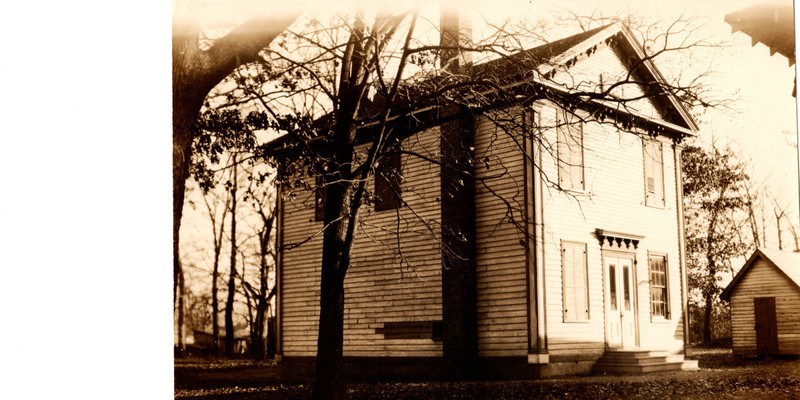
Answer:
[
  {"xmin": 536, "ymin": 97, "xmax": 684, "ymax": 356},
  {"xmin": 280, "ymin": 128, "xmax": 443, "ymax": 357},
  {"xmin": 474, "ymin": 111, "xmax": 530, "ymax": 357},
  {"xmin": 729, "ymin": 258, "xmax": 800, "ymax": 355}
]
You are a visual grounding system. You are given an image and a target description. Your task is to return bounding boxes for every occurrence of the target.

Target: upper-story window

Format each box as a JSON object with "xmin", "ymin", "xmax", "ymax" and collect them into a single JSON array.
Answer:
[
  {"xmin": 643, "ymin": 139, "xmax": 664, "ymax": 207},
  {"xmin": 374, "ymin": 152, "xmax": 403, "ymax": 211},
  {"xmin": 557, "ymin": 110, "xmax": 584, "ymax": 191}
]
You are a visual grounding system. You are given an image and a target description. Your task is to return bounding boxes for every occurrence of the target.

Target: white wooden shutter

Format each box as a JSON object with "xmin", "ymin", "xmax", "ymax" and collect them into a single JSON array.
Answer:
[
  {"xmin": 562, "ymin": 246, "xmax": 575, "ymax": 321},
  {"xmin": 562, "ymin": 243, "xmax": 588, "ymax": 322},
  {"xmin": 644, "ymin": 140, "xmax": 664, "ymax": 207},
  {"xmin": 557, "ymin": 111, "xmax": 569, "ymax": 188},
  {"xmin": 569, "ymin": 123, "xmax": 584, "ymax": 190},
  {"xmin": 557, "ymin": 111, "xmax": 584, "ymax": 190},
  {"xmin": 654, "ymin": 142, "xmax": 664, "ymax": 205},
  {"xmin": 572, "ymin": 245, "xmax": 588, "ymax": 321}
]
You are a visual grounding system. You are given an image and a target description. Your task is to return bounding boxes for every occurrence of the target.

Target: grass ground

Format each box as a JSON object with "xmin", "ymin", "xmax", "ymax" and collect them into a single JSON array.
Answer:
[{"xmin": 174, "ymin": 347, "xmax": 800, "ymax": 399}]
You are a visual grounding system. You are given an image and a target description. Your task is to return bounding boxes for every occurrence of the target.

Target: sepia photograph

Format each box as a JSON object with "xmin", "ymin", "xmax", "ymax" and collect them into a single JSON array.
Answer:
[{"xmin": 169, "ymin": 0, "xmax": 799, "ymax": 398}]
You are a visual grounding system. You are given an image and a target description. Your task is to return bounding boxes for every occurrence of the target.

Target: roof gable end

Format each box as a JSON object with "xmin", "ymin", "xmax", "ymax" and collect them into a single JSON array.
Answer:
[
  {"xmin": 720, "ymin": 248, "xmax": 800, "ymax": 300},
  {"xmin": 533, "ymin": 23, "xmax": 698, "ymax": 134}
]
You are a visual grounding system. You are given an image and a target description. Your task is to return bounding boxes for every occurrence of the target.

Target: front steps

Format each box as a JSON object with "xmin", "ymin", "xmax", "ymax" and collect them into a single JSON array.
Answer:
[{"xmin": 592, "ymin": 349, "xmax": 699, "ymax": 375}]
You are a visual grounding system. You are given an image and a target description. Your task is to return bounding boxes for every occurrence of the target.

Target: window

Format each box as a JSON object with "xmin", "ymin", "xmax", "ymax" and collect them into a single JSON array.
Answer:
[
  {"xmin": 557, "ymin": 110, "xmax": 584, "ymax": 190},
  {"xmin": 648, "ymin": 254, "xmax": 669, "ymax": 319},
  {"xmin": 375, "ymin": 152, "xmax": 403, "ymax": 211},
  {"xmin": 562, "ymin": 241, "xmax": 589, "ymax": 322},
  {"xmin": 314, "ymin": 175, "xmax": 326, "ymax": 222},
  {"xmin": 643, "ymin": 139, "xmax": 664, "ymax": 207}
]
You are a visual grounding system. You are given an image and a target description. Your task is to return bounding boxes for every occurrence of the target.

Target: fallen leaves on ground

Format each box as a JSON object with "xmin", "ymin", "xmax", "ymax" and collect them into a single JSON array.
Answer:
[{"xmin": 175, "ymin": 349, "xmax": 800, "ymax": 399}]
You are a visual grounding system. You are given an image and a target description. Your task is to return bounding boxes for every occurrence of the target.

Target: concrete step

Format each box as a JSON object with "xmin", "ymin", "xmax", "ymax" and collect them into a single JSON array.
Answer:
[
  {"xmin": 593, "ymin": 361, "xmax": 685, "ymax": 375},
  {"xmin": 597, "ymin": 354, "xmax": 685, "ymax": 365},
  {"xmin": 602, "ymin": 349, "xmax": 672, "ymax": 358},
  {"xmin": 593, "ymin": 349, "xmax": 699, "ymax": 375},
  {"xmin": 681, "ymin": 359, "xmax": 700, "ymax": 370}
]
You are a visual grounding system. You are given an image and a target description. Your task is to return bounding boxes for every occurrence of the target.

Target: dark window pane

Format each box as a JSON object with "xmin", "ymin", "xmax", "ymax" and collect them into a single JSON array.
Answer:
[{"xmin": 375, "ymin": 152, "xmax": 402, "ymax": 211}]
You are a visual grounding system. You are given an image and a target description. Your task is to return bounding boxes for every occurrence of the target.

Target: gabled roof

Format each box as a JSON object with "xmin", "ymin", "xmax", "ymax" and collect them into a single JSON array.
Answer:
[
  {"xmin": 265, "ymin": 23, "xmax": 698, "ymax": 155},
  {"xmin": 468, "ymin": 22, "xmax": 698, "ymax": 136},
  {"xmin": 720, "ymin": 248, "xmax": 800, "ymax": 301}
]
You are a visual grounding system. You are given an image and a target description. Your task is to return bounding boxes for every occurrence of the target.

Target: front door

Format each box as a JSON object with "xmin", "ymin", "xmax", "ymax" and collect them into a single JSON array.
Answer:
[
  {"xmin": 754, "ymin": 297, "xmax": 779, "ymax": 356},
  {"xmin": 604, "ymin": 255, "xmax": 637, "ymax": 348}
]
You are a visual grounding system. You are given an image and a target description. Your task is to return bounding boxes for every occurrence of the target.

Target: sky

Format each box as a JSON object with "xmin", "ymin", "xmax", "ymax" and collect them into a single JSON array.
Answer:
[{"xmin": 0, "ymin": 0, "xmax": 796, "ymax": 398}]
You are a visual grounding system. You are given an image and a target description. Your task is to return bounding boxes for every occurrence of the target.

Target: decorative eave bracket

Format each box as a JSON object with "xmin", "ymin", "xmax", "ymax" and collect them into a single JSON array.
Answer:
[{"xmin": 595, "ymin": 229, "xmax": 644, "ymax": 250}]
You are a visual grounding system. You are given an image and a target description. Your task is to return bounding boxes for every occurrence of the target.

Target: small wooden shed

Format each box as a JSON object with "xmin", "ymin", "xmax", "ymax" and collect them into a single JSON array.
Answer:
[{"xmin": 720, "ymin": 248, "xmax": 800, "ymax": 357}]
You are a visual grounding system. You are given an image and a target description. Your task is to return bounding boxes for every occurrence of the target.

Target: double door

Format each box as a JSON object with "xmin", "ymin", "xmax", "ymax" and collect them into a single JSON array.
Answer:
[{"xmin": 604, "ymin": 255, "xmax": 637, "ymax": 348}]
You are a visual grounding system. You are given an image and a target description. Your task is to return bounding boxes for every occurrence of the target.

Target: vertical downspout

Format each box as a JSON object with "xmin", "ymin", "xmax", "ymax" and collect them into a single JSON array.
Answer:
[
  {"xmin": 536, "ymin": 109, "xmax": 548, "ymax": 358},
  {"xmin": 527, "ymin": 106, "xmax": 548, "ymax": 363},
  {"xmin": 673, "ymin": 143, "xmax": 690, "ymax": 354}
]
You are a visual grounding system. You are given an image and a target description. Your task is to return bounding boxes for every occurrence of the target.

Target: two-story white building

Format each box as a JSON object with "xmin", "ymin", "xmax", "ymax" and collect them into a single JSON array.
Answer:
[{"xmin": 274, "ymin": 23, "xmax": 699, "ymax": 378}]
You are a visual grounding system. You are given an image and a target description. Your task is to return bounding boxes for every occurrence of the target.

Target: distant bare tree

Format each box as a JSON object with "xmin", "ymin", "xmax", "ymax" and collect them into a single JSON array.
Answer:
[
  {"xmin": 239, "ymin": 170, "xmax": 279, "ymax": 360},
  {"xmin": 201, "ymin": 185, "xmax": 231, "ymax": 354},
  {"xmin": 172, "ymin": 1, "xmax": 300, "ymax": 320},
  {"xmin": 771, "ymin": 196, "xmax": 791, "ymax": 251}
]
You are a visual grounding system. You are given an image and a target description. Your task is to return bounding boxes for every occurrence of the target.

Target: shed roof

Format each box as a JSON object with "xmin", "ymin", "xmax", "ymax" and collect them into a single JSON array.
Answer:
[
  {"xmin": 724, "ymin": 1, "xmax": 795, "ymax": 66},
  {"xmin": 720, "ymin": 248, "xmax": 800, "ymax": 300}
]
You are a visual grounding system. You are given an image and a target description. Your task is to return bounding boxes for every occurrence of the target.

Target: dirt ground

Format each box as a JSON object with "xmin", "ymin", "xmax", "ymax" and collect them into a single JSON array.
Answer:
[{"xmin": 174, "ymin": 348, "xmax": 800, "ymax": 399}]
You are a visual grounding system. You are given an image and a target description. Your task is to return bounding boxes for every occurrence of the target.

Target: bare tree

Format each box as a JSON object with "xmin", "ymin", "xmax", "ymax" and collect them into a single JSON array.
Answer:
[
  {"xmin": 772, "ymin": 196, "xmax": 791, "ymax": 251},
  {"xmin": 200, "ymin": 184, "xmax": 231, "ymax": 354},
  {"xmin": 223, "ymin": 156, "xmax": 241, "ymax": 357},
  {"xmin": 789, "ymin": 222, "xmax": 800, "ymax": 252},
  {"xmin": 743, "ymin": 180, "xmax": 763, "ymax": 248},
  {"xmin": 172, "ymin": 1, "xmax": 300, "ymax": 318},
  {"xmin": 233, "ymin": 165, "xmax": 279, "ymax": 360}
]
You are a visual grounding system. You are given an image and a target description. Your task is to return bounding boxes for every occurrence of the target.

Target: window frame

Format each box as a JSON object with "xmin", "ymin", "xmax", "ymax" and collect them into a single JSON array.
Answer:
[
  {"xmin": 648, "ymin": 252, "xmax": 670, "ymax": 320},
  {"xmin": 374, "ymin": 151, "xmax": 403, "ymax": 211},
  {"xmin": 556, "ymin": 110, "xmax": 585, "ymax": 191},
  {"xmin": 643, "ymin": 139, "xmax": 665, "ymax": 208},
  {"xmin": 313, "ymin": 175, "xmax": 327, "ymax": 222},
  {"xmin": 561, "ymin": 240, "xmax": 590, "ymax": 322}
]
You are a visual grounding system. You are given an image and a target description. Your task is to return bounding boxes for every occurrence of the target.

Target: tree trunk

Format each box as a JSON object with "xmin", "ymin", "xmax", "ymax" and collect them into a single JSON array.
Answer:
[
  {"xmin": 775, "ymin": 208, "xmax": 784, "ymax": 250},
  {"xmin": 312, "ymin": 180, "xmax": 352, "ymax": 400},
  {"xmin": 177, "ymin": 261, "xmax": 186, "ymax": 355},
  {"xmin": 789, "ymin": 223, "xmax": 800, "ymax": 252},
  {"xmin": 225, "ymin": 161, "xmax": 239, "ymax": 357},
  {"xmin": 267, "ymin": 310, "xmax": 277, "ymax": 359},
  {"xmin": 253, "ymin": 227, "xmax": 271, "ymax": 360},
  {"xmin": 703, "ymin": 292, "xmax": 713, "ymax": 344},
  {"xmin": 212, "ymin": 257, "xmax": 220, "ymax": 354}
]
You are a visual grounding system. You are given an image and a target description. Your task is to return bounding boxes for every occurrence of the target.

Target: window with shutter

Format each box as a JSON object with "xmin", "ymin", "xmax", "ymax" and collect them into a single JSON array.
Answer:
[
  {"xmin": 562, "ymin": 241, "xmax": 589, "ymax": 322},
  {"xmin": 643, "ymin": 140, "xmax": 664, "ymax": 207}
]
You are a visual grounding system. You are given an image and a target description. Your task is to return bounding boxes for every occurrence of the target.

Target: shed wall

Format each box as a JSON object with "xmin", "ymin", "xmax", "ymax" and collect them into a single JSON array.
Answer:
[{"xmin": 729, "ymin": 258, "xmax": 800, "ymax": 356}]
